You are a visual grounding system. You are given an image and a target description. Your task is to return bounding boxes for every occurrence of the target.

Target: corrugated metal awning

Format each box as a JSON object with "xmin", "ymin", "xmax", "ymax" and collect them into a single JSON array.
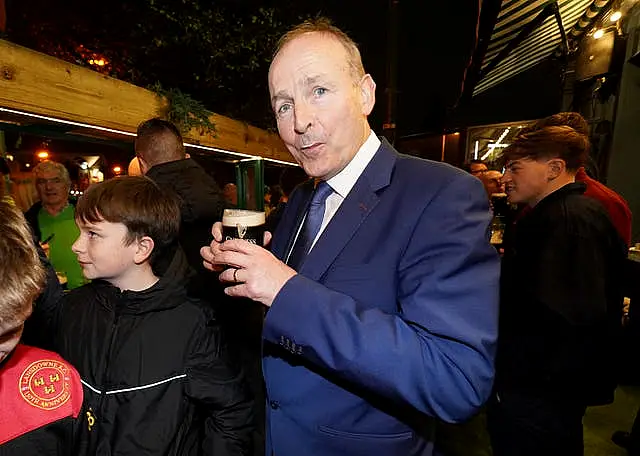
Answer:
[{"xmin": 473, "ymin": 0, "xmax": 595, "ymax": 96}]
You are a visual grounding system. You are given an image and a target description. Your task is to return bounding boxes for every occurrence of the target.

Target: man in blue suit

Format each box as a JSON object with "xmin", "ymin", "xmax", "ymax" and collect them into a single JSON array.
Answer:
[{"xmin": 201, "ymin": 18, "xmax": 500, "ymax": 456}]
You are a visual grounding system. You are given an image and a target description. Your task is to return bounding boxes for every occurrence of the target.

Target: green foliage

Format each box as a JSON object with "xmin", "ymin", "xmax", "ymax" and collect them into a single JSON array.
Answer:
[
  {"xmin": 149, "ymin": 82, "xmax": 216, "ymax": 137},
  {"xmin": 5, "ymin": 0, "xmax": 330, "ymax": 129}
]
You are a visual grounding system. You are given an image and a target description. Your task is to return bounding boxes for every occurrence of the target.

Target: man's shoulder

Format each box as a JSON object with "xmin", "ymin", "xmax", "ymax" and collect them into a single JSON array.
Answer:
[
  {"xmin": 550, "ymin": 192, "xmax": 616, "ymax": 236},
  {"xmin": 148, "ymin": 159, "xmax": 213, "ymax": 184},
  {"xmin": 395, "ymin": 153, "xmax": 466, "ymax": 176},
  {"xmin": 389, "ymin": 151, "xmax": 480, "ymax": 195}
]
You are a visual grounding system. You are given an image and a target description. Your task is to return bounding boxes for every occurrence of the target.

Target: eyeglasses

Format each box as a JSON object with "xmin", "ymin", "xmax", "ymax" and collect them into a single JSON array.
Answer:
[
  {"xmin": 36, "ymin": 177, "xmax": 64, "ymax": 186},
  {"xmin": 471, "ymin": 169, "xmax": 488, "ymax": 176}
]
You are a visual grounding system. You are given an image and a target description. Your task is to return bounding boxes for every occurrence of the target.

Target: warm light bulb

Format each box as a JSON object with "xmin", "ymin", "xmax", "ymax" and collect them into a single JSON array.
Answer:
[
  {"xmin": 36, "ymin": 150, "xmax": 49, "ymax": 159},
  {"xmin": 113, "ymin": 166, "xmax": 122, "ymax": 173},
  {"xmin": 594, "ymin": 29, "xmax": 605, "ymax": 39},
  {"xmin": 610, "ymin": 11, "xmax": 622, "ymax": 22}
]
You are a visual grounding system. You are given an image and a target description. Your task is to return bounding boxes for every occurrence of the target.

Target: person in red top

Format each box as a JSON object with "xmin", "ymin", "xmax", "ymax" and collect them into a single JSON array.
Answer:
[
  {"xmin": 526, "ymin": 112, "xmax": 632, "ymax": 246},
  {"xmin": 0, "ymin": 200, "xmax": 83, "ymax": 455},
  {"xmin": 575, "ymin": 167, "xmax": 632, "ymax": 246}
]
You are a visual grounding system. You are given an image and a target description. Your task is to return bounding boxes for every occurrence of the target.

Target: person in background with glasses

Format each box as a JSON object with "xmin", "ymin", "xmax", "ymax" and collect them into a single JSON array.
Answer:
[
  {"xmin": 24, "ymin": 161, "xmax": 85, "ymax": 290},
  {"xmin": 463, "ymin": 159, "xmax": 488, "ymax": 178}
]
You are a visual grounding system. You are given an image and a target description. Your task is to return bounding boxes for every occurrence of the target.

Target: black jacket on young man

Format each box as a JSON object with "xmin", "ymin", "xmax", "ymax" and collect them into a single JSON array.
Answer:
[
  {"xmin": 38, "ymin": 250, "xmax": 254, "ymax": 456},
  {"xmin": 497, "ymin": 182, "xmax": 626, "ymax": 406}
]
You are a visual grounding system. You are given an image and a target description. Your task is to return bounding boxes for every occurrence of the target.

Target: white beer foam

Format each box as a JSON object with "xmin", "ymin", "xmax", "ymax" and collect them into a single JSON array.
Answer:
[{"xmin": 222, "ymin": 209, "xmax": 265, "ymax": 226}]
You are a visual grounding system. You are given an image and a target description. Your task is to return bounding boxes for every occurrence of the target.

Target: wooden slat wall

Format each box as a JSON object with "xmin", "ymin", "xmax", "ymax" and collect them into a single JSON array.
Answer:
[{"xmin": 0, "ymin": 39, "xmax": 294, "ymax": 163}]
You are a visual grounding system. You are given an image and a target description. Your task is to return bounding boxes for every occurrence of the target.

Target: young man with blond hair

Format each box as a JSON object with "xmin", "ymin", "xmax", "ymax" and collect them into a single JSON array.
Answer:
[{"xmin": 0, "ymin": 200, "xmax": 83, "ymax": 453}]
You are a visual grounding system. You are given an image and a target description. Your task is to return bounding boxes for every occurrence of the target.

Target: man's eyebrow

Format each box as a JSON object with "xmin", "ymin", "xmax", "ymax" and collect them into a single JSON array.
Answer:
[
  {"xmin": 271, "ymin": 74, "xmax": 333, "ymax": 105},
  {"xmin": 271, "ymin": 90, "xmax": 291, "ymax": 105},
  {"xmin": 303, "ymin": 74, "xmax": 327, "ymax": 86}
]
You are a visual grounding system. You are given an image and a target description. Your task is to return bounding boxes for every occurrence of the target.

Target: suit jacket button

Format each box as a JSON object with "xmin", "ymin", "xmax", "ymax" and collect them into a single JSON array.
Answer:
[{"xmin": 269, "ymin": 400, "xmax": 280, "ymax": 410}]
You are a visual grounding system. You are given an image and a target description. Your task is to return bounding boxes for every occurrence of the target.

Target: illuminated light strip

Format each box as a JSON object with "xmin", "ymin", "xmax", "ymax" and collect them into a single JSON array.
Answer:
[
  {"xmin": 481, "ymin": 149, "xmax": 493, "ymax": 161},
  {"xmin": 184, "ymin": 142, "xmax": 255, "ymax": 159},
  {"xmin": 263, "ymin": 158, "xmax": 298, "ymax": 166},
  {"xmin": 0, "ymin": 107, "xmax": 137, "ymax": 137},
  {"xmin": 481, "ymin": 127, "xmax": 511, "ymax": 160},
  {"xmin": 0, "ymin": 106, "xmax": 298, "ymax": 166},
  {"xmin": 185, "ymin": 144, "xmax": 297, "ymax": 166},
  {"xmin": 474, "ymin": 141, "xmax": 479, "ymax": 160}
]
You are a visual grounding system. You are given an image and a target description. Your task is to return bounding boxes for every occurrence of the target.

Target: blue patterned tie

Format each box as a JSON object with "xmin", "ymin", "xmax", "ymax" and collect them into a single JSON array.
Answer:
[{"xmin": 288, "ymin": 181, "xmax": 333, "ymax": 270}]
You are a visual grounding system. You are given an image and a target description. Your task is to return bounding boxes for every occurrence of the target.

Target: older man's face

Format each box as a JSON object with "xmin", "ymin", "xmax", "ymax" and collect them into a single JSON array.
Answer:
[
  {"xmin": 482, "ymin": 170, "xmax": 505, "ymax": 196},
  {"xmin": 35, "ymin": 169, "xmax": 68, "ymax": 207},
  {"xmin": 269, "ymin": 32, "xmax": 376, "ymax": 181}
]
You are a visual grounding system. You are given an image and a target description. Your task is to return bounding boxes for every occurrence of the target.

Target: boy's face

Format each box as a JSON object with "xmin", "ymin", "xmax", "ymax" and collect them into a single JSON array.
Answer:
[
  {"xmin": 72, "ymin": 218, "xmax": 148, "ymax": 290},
  {"xmin": 0, "ymin": 307, "xmax": 31, "ymax": 363}
]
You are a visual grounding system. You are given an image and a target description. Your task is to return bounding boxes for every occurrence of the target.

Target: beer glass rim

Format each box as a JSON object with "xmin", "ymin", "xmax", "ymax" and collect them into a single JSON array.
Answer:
[{"xmin": 222, "ymin": 209, "xmax": 265, "ymax": 226}]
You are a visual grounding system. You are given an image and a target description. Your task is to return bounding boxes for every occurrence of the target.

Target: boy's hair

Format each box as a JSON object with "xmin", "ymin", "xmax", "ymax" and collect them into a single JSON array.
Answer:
[
  {"xmin": 75, "ymin": 176, "xmax": 181, "ymax": 268},
  {"xmin": 503, "ymin": 125, "xmax": 590, "ymax": 172},
  {"xmin": 0, "ymin": 201, "xmax": 46, "ymax": 323},
  {"xmin": 523, "ymin": 112, "xmax": 590, "ymax": 137}
]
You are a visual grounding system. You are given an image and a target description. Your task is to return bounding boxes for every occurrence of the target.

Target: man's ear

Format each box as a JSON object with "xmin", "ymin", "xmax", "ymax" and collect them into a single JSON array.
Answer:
[
  {"xmin": 547, "ymin": 158, "xmax": 566, "ymax": 180},
  {"xmin": 358, "ymin": 74, "xmax": 376, "ymax": 117},
  {"xmin": 133, "ymin": 236, "xmax": 155, "ymax": 265},
  {"xmin": 137, "ymin": 155, "xmax": 150, "ymax": 175}
]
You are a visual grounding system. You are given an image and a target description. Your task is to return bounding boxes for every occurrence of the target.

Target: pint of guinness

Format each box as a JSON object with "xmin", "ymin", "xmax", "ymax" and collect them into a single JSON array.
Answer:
[{"xmin": 222, "ymin": 209, "xmax": 266, "ymax": 246}]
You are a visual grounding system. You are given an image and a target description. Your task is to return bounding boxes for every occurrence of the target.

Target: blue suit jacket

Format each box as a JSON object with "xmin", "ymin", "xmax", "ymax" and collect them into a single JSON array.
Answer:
[{"xmin": 263, "ymin": 140, "xmax": 500, "ymax": 456}]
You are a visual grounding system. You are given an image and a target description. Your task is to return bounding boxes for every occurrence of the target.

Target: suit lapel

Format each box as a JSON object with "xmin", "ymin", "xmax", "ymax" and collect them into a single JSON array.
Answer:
[
  {"xmin": 271, "ymin": 179, "xmax": 314, "ymax": 261},
  {"xmin": 300, "ymin": 140, "xmax": 397, "ymax": 281}
]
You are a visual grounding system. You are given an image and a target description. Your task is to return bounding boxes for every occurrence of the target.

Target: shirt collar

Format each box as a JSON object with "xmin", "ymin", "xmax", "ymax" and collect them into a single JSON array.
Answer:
[{"xmin": 327, "ymin": 131, "xmax": 381, "ymax": 199}]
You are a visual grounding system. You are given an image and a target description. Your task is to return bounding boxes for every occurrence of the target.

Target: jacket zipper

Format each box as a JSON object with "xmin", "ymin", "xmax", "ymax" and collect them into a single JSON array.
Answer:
[{"xmin": 94, "ymin": 299, "xmax": 122, "ymax": 445}]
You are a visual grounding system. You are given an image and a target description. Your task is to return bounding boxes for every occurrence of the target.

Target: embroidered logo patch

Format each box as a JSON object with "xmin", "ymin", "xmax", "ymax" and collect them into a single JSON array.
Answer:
[{"xmin": 19, "ymin": 359, "xmax": 72, "ymax": 410}]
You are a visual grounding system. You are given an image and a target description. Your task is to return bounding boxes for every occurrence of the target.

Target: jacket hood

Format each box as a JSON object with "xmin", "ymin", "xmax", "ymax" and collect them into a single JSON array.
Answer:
[{"xmin": 91, "ymin": 245, "xmax": 193, "ymax": 315}]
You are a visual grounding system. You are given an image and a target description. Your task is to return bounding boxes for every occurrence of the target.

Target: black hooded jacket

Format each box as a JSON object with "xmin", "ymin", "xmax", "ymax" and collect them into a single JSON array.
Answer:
[
  {"xmin": 145, "ymin": 159, "xmax": 263, "ymax": 360},
  {"xmin": 41, "ymin": 250, "xmax": 254, "ymax": 455},
  {"xmin": 146, "ymin": 158, "xmax": 226, "ymax": 280},
  {"xmin": 497, "ymin": 182, "xmax": 626, "ymax": 405}
]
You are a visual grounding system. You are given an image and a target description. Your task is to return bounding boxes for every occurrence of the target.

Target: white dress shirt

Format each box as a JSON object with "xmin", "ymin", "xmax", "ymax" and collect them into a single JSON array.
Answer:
[{"xmin": 311, "ymin": 131, "xmax": 381, "ymax": 250}]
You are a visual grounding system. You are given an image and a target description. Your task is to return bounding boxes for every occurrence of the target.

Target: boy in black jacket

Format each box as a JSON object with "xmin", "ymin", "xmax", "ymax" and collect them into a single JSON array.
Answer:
[
  {"xmin": 39, "ymin": 176, "xmax": 254, "ymax": 456},
  {"xmin": 0, "ymin": 200, "xmax": 83, "ymax": 455}
]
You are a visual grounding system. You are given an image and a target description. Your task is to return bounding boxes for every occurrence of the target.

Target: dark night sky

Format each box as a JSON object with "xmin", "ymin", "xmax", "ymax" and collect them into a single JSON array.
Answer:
[
  {"xmin": 5, "ymin": 0, "xmax": 483, "ymax": 137},
  {"xmin": 306, "ymin": 1, "xmax": 482, "ymax": 137}
]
